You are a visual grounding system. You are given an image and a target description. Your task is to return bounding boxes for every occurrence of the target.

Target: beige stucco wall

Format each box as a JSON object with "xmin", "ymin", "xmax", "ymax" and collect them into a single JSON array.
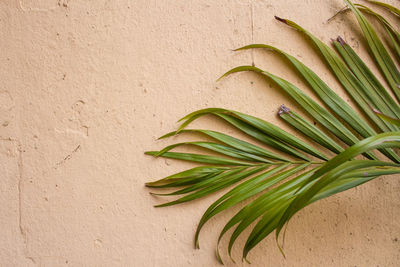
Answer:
[{"xmin": 1, "ymin": 0, "xmax": 400, "ymax": 266}]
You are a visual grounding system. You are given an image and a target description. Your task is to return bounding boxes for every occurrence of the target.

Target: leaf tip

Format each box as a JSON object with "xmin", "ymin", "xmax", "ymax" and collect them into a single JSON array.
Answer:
[
  {"xmin": 278, "ymin": 104, "xmax": 291, "ymax": 116},
  {"xmin": 337, "ymin": 36, "xmax": 346, "ymax": 47},
  {"xmin": 276, "ymin": 238, "xmax": 287, "ymax": 259},
  {"xmin": 150, "ymin": 191, "xmax": 166, "ymax": 196},
  {"xmin": 229, "ymin": 255, "xmax": 236, "ymax": 264},
  {"xmin": 158, "ymin": 131, "xmax": 177, "ymax": 139},
  {"xmin": 144, "ymin": 151, "xmax": 156, "ymax": 156},
  {"xmin": 216, "ymin": 73, "xmax": 227, "ymax": 82},
  {"xmin": 216, "ymin": 248, "xmax": 224, "ymax": 265},
  {"xmin": 274, "ymin": 16, "xmax": 287, "ymax": 24},
  {"xmin": 372, "ymin": 108, "xmax": 381, "ymax": 114},
  {"xmin": 242, "ymin": 256, "xmax": 251, "ymax": 264}
]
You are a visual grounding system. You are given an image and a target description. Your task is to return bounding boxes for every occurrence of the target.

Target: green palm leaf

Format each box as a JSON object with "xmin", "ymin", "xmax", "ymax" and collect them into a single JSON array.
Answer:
[{"xmin": 146, "ymin": 0, "xmax": 400, "ymax": 263}]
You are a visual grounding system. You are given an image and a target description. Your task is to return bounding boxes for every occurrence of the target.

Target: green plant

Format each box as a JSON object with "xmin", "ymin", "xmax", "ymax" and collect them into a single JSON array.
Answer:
[{"xmin": 146, "ymin": 0, "xmax": 400, "ymax": 263}]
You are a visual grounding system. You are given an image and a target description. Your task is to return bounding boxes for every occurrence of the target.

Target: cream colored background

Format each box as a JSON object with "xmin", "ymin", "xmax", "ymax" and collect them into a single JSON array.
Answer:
[{"xmin": 1, "ymin": 0, "xmax": 400, "ymax": 266}]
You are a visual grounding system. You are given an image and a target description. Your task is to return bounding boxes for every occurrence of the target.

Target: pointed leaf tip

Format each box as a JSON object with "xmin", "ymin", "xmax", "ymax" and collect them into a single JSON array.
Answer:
[
  {"xmin": 274, "ymin": 16, "xmax": 287, "ymax": 24},
  {"xmin": 278, "ymin": 104, "xmax": 291, "ymax": 116},
  {"xmin": 372, "ymin": 108, "xmax": 381, "ymax": 114},
  {"xmin": 158, "ymin": 131, "xmax": 177, "ymax": 139},
  {"xmin": 216, "ymin": 74, "xmax": 225, "ymax": 82},
  {"xmin": 277, "ymin": 241, "xmax": 286, "ymax": 259},
  {"xmin": 243, "ymin": 257, "xmax": 251, "ymax": 264},
  {"xmin": 337, "ymin": 36, "xmax": 346, "ymax": 47},
  {"xmin": 216, "ymin": 248, "xmax": 225, "ymax": 265}
]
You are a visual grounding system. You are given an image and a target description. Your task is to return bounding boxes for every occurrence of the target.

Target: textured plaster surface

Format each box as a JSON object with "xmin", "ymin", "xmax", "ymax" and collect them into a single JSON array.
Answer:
[{"xmin": 1, "ymin": 0, "xmax": 400, "ymax": 266}]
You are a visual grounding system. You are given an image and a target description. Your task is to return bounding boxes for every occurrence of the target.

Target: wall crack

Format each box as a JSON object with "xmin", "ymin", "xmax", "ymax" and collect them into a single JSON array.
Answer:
[
  {"xmin": 250, "ymin": 0, "xmax": 255, "ymax": 66},
  {"xmin": 1, "ymin": 138, "xmax": 38, "ymax": 265}
]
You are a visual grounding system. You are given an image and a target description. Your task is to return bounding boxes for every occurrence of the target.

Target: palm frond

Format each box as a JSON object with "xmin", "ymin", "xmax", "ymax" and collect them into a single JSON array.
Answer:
[{"xmin": 146, "ymin": 0, "xmax": 400, "ymax": 263}]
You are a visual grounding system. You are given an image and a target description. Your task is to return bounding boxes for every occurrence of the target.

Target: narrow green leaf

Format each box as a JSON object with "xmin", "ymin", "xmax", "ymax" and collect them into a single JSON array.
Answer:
[
  {"xmin": 340, "ymin": 165, "xmax": 400, "ymax": 179},
  {"xmin": 155, "ymin": 141, "xmax": 272, "ymax": 163},
  {"xmin": 374, "ymin": 109, "xmax": 400, "ymax": 127},
  {"xmin": 312, "ymin": 176, "xmax": 375, "ymax": 202},
  {"xmin": 145, "ymin": 151, "xmax": 254, "ymax": 166}
]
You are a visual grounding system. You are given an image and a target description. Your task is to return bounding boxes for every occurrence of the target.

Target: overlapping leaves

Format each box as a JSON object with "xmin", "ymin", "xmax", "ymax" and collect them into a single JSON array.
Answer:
[{"xmin": 146, "ymin": 0, "xmax": 400, "ymax": 263}]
